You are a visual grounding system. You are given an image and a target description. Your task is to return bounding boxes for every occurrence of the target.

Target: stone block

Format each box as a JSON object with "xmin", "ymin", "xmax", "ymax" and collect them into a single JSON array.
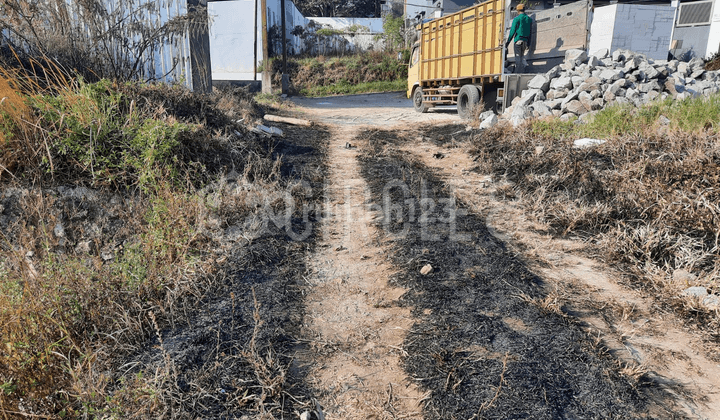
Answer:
[
  {"xmin": 546, "ymin": 65, "xmax": 562, "ymax": 79},
  {"xmin": 571, "ymin": 76, "xmax": 585, "ymax": 89},
  {"xmin": 639, "ymin": 81, "xmax": 661, "ymax": 93},
  {"xmin": 677, "ymin": 61, "xmax": 690, "ymax": 76},
  {"xmin": 532, "ymin": 101, "xmax": 553, "ymax": 117},
  {"xmin": 565, "ymin": 99, "xmax": 587, "ymax": 115},
  {"xmin": 578, "ymin": 91, "xmax": 594, "ymax": 111},
  {"xmin": 578, "ymin": 77, "xmax": 601, "ymax": 92},
  {"xmin": 592, "ymin": 48, "xmax": 609, "ymax": 59},
  {"xmin": 527, "ymin": 74, "xmax": 551, "ymax": 91},
  {"xmin": 550, "ymin": 76, "xmax": 573, "ymax": 90},
  {"xmin": 599, "ymin": 69, "xmax": 623, "ymax": 82},
  {"xmin": 565, "ymin": 49, "xmax": 588, "ymax": 66}
]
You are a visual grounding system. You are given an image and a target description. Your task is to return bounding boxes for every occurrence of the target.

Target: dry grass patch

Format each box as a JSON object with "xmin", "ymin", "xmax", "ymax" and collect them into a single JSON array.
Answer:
[{"xmin": 469, "ymin": 94, "xmax": 720, "ymax": 333}]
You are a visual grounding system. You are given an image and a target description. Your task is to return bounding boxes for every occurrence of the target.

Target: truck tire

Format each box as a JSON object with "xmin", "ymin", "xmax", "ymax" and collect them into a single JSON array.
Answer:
[
  {"xmin": 457, "ymin": 84, "xmax": 480, "ymax": 119},
  {"xmin": 413, "ymin": 87, "xmax": 430, "ymax": 113}
]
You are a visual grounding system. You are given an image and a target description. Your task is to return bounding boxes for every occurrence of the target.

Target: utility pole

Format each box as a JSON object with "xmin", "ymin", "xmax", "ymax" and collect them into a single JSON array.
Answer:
[
  {"xmin": 254, "ymin": 0, "xmax": 258, "ymax": 81},
  {"xmin": 261, "ymin": 0, "xmax": 271, "ymax": 93},
  {"xmin": 280, "ymin": 0, "xmax": 289, "ymax": 94}
]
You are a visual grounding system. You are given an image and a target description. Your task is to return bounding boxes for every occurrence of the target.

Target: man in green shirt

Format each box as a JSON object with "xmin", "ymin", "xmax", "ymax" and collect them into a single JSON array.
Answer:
[{"xmin": 505, "ymin": 3, "xmax": 532, "ymax": 73}]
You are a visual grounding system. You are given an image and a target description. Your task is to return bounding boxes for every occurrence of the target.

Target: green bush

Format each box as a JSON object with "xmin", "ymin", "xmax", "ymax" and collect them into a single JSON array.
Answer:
[{"xmin": 33, "ymin": 79, "xmax": 193, "ymax": 188}]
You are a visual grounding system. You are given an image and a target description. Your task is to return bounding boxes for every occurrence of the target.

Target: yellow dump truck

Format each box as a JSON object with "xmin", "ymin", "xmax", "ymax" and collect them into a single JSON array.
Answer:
[{"xmin": 407, "ymin": 0, "xmax": 592, "ymax": 118}]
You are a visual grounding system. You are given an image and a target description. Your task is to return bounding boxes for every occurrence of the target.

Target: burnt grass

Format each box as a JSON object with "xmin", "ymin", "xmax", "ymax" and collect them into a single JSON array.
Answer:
[
  {"xmin": 357, "ymin": 128, "xmax": 683, "ymax": 419},
  {"xmin": 123, "ymin": 123, "xmax": 330, "ymax": 418}
]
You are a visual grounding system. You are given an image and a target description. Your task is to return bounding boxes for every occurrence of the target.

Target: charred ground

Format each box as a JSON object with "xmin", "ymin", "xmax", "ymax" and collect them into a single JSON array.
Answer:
[{"xmin": 355, "ymin": 128, "xmax": 683, "ymax": 419}]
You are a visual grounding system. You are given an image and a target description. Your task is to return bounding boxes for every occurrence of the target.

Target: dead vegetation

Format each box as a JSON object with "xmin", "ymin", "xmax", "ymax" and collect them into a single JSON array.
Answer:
[
  {"xmin": 354, "ymin": 128, "xmax": 675, "ymax": 419},
  {"xmin": 0, "ymin": 56, "xmax": 329, "ymax": 418},
  {"xmin": 466, "ymin": 95, "xmax": 720, "ymax": 342}
]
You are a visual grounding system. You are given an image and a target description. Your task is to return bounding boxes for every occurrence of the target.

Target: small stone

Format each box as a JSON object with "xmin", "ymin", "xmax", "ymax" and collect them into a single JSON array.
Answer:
[
  {"xmin": 624, "ymin": 56, "xmax": 642, "ymax": 73},
  {"xmin": 478, "ymin": 110, "xmax": 496, "ymax": 121},
  {"xmin": 54, "ymin": 223, "xmax": 65, "ymax": 238},
  {"xmin": 702, "ymin": 295, "xmax": 720, "ymax": 310},
  {"xmin": 479, "ymin": 114, "xmax": 498, "ymax": 129},
  {"xmin": 420, "ymin": 264, "xmax": 434, "ymax": 275},
  {"xmin": 545, "ymin": 65, "xmax": 562, "ymax": 79},
  {"xmin": 682, "ymin": 286, "xmax": 708, "ymax": 298},
  {"xmin": 611, "ymin": 49, "xmax": 626, "ymax": 63},
  {"xmin": 571, "ymin": 76, "xmax": 585, "ymax": 89},
  {"xmin": 578, "ymin": 111, "xmax": 599, "ymax": 124},
  {"xmin": 578, "ymin": 77, "xmax": 601, "ymax": 92},
  {"xmin": 75, "ymin": 240, "xmax": 91, "ymax": 254},
  {"xmin": 573, "ymin": 138, "xmax": 606, "ymax": 148},
  {"xmin": 673, "ymin": 268, "xmax": 697, "ymax": 284},
  {"xmin": 578, "ymin": 91, "xmax": 594, "ymax": 111}
]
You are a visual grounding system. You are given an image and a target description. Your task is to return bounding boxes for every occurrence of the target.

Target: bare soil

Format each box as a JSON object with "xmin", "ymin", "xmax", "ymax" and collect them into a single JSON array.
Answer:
[{"xmin": 286, "ymin": 92, "xmax": 720, "ymax": 419}]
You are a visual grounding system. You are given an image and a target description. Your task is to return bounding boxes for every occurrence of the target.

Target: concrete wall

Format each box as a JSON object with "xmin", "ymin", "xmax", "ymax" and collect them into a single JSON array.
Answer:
[
  {"xmin": 209, "ymin": 0, "xmax": 386, "ymax": 82},
  {"xmin": 588, "ymin": 4, "xmax": 617, "ymax": 55},
  {"xmin": 307, "ymin": 17, "xmax": 384, "ymax": 52},
  {"xmin": 208, "ymin": 0, "xmax": 308, "ymax": 81},
  {"xmin": 708, "ymin": 0, "xmax": 720, "ymax": 57},
  {"xmin": 672, "ymin": 0, "xmax": 719, "ymax": 59},
  {"xmin": 590, "ymin": 4, "xmax": 675, "ymax": 60}
]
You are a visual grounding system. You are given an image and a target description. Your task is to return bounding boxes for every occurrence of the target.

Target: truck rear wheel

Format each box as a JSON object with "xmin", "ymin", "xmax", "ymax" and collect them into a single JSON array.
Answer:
[
  {"xmin": 413, "ymin": 87, "xmax": 430, "ymax": 113},
  {"xmin": 457, "ymin": 85, "xmax": 480, "ymax": 119}
]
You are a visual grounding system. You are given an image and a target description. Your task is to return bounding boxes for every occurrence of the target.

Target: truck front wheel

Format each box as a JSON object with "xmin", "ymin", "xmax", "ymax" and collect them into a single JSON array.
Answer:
[
  {"xmin": 413, "ymin": 88, "xmax": 430, "ymax": 113},
  {"xmin": 457, "ymin": 85, "xmax": 480, "ymax": 119}
]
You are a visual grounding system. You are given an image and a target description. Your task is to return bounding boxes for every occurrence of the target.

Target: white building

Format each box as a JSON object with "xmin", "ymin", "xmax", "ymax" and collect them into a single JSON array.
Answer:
[
  {"xmin": 671, "ymin": 0, "xmax": 720, "ymax": 59},
  {"xmin": 589, "ymin": 3, "xmax": 676, "ymax": 60}
]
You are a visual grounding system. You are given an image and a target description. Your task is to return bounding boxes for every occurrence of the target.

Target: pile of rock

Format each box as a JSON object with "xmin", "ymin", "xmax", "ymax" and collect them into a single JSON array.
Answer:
[{"xmin": 486, "ymin": 48, "xmax": 720, "ymax": 127}]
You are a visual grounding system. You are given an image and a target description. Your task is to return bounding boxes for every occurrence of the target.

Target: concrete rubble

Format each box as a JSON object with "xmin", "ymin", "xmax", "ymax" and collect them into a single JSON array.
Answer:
[{"xmin": 480, "ymin": 48, "xmax": 720, "ymax": 128}]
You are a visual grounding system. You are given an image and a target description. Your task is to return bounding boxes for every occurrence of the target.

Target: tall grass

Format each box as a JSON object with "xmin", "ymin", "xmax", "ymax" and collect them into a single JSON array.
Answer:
[{"xmin": 0, "ymin": 58, "xmax": 301, "ymax": 417}]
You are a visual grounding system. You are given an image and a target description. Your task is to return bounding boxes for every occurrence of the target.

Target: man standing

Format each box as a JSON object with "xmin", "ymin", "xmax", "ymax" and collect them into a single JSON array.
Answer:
[{"xmin": 505, "ymin": 3, "xmax": 532, "ymax": 73}]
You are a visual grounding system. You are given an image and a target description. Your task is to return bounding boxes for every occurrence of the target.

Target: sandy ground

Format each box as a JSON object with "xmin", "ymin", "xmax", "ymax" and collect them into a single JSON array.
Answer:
[{"xmin": 287, "ymin": 92, "xmax": 720, "ymax": 419}]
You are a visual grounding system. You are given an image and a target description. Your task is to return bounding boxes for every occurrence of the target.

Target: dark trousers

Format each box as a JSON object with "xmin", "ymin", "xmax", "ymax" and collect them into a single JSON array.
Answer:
[{"xmin": 514, "ymin": 40, "xmax": 527, "ymax": 73}]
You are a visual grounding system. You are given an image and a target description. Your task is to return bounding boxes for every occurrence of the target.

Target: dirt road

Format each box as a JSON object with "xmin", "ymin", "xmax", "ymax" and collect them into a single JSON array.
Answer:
[{"xmin": 287, "ymin": 92, "xmax": 720, "ymax": 419}]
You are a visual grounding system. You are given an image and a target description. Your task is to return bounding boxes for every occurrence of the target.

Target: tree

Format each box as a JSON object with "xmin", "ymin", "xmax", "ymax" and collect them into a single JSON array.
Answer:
[{"xmin": 293, "ymin": 0, "xmax": 380, "ymax": 17}]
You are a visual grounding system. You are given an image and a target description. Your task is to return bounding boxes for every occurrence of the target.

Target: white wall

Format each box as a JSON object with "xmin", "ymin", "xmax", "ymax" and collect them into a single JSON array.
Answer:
[
  {"xmin": 209, "ymin": 0, "xmax": 309, "ymax": 81},
  {"xmin": 308, "ymin": 17, "xmax": 384, "ymax": 51},
  {"xmin": 589, "ymin": 3, "xmax": 675, "ymax": 60},
  {"xmin": 707, "ymin": 0, "xmax": 720, "ymax": 57},
  {"xmin": 588, "ymin": 4, "xmax": 617, "ymax": 55},
  {"xmin": 209, "ymin": 0, "xmax": 386, "ymax": 81},
  {"xmin": 208, "ymin": 0, "xmax": 261, "ymax": 81}
]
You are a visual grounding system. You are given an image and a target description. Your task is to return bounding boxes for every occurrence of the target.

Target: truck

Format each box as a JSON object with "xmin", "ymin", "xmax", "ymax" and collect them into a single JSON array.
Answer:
[{"xmin": 407, "ymin": 0, "xmax": 592, "ymax": 118}]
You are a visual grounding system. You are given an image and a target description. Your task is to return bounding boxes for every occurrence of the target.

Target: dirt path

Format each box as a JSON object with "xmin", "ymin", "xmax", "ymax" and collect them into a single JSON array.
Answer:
[
  {"xmin": 294, "ymin": 125, "xmax": 424, "ymax": 419},
  {"xmin": 287, "ymin": 92, "xmax": 720, "ymax": 418}
]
